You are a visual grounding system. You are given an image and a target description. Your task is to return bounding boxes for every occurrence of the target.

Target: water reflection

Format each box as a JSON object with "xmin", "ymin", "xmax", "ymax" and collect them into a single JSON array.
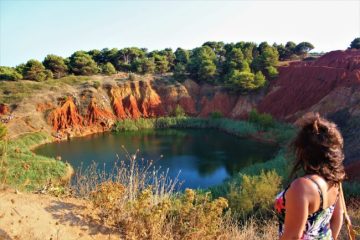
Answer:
[{"xmin": 34, "ymin": 129, "xmax": 278, "ymax": 189}]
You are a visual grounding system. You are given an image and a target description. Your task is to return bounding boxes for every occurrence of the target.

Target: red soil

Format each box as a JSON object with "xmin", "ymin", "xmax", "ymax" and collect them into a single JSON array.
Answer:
[
  {"xmin": 199, "ymin": 92, "xmax": 237, "ymax": 117},
  {"xmin": 178, "ymin": 96, "xmax": 197, "ymax": 116},
  {"xmin": 36, "ymin": 102, "xmax": 54, "ymax": 112},
  {"xmin": 123, "ymin": 95, "xmax": 141, "ymax": 119},
  {"xmin": 85, "ymin": 98, "xmax": 115, "ymax": 126},
  {"xmin": 48, "ymin": 97, "xmax": 83, "ymax": 131},
  {"xmin": 257, "ymin": 50, "xmax": 360, "ymax": 120},
  {"xmin": 139, "ymin": 92, "xmax": 164, "ymax": 118},
  {"xmin": 112, "ymin": 97, "xmax": 127, "ymax": 119}
]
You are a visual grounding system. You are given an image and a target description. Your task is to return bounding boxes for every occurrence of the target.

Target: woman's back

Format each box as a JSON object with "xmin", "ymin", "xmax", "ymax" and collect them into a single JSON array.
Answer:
[
  {"xmin": 275, "ymin": 113, "xmax": 345, "ymax": 239},
  {"xmin": 275, "ymin": 175, "xmax": 340, "ymax": 239}
]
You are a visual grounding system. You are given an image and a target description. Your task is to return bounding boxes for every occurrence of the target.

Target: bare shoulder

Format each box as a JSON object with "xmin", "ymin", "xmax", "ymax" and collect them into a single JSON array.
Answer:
[{"xmin": 286, "ymin": 177, "xmax": 318, "ymax": 197}]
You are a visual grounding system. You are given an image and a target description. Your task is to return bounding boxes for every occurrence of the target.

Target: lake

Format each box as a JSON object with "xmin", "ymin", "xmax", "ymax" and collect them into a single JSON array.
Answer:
[{"xmin": 34, "ymin": 129, "xmax": 278, "ymax": 189}]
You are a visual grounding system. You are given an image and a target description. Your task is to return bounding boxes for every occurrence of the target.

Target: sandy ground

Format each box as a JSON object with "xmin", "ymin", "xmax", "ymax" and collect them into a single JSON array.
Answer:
[{"xmin": 0, "ymin": 188, "xmax": 119, "ymax": 240}]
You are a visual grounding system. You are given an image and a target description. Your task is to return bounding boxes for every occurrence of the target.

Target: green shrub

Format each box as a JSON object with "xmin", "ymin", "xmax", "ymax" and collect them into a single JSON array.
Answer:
[
  {"xmin": 0, "ymin": 123, "xmax": 7, "ymax": 140},
  {"xmin": 227, "ymin": 170, "xmax": 281, "ymax": 217},
  {"xmin": 248, "ymin": 109, "xmax": 275, "ymax": 130},
  {"xmin": 350, "ymin": 37, "xmax": 360, "ymax": 49},
  {"xmin": 172, "ymin": 105, "xmax": 186, "ymax": 117},
  {"xmin": 209, "ymin": 111, "xmax": 223, "ymax": 119},
  {"xmin": 266, "ymin": 66, "xmax": 278, "ymax": 79},
  {"xmin": 69, "ymin": 51, "xmax": 98, "ymax": 75},
  {"xmin": 23, "ymin": 59, "xmax": 50, "ymax": 81},
  {"xmin": 0, "ymin": 66, "xmax": 23, "ymax": 81},
  {"xmin": 254, "ymin": 71, "xmax": 266, "ymax": 88},
  {"xmin": 43, "ymin": 54, "xmax": 68, "ymax": 79},
  {"xmin": 92, "ymin": 80, "xmax": 101, "ymax": 89},
  {"xmin": 101, "ymin": 62, "xmax": 116, "ymax": 75},
  {"xmin": 45, "ymin": 69, "xmax": 53, "ymax": 80}
]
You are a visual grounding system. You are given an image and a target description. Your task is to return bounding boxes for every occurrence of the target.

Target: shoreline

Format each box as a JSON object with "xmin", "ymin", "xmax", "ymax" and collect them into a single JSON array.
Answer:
[{"xmin": 26, "ymin": 117, "xmax": 284, "ymax": 190}]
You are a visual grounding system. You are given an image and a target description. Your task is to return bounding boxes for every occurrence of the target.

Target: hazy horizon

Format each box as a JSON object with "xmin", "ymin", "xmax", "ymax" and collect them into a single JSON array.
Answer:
[{"xmin": 1, "ymin": 0, "xmax": 359, "ymax": 67}]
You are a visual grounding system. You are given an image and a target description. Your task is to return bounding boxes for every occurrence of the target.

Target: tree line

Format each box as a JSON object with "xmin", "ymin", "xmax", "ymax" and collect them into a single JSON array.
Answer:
[{"xmin": 0, "ymin": 40, "xmax": 317, "ymax": 91}]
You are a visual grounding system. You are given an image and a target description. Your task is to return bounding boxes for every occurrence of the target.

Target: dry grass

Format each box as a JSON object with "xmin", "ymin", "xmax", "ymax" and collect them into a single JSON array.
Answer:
[
  {"xmin": 71, "ymin": 147, "xmax": 360, "ymax": 240},
  {"xmin": 218, "ymin": 218, "xmax": 278, "ymax": 240},
  {"xmin": 72, "ymin": 148, "xmax": 231, "ymax": 239}
]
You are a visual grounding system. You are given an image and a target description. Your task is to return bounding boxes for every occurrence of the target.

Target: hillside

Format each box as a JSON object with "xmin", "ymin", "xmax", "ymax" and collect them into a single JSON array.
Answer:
[
  {"xmin": 1, "ymin": 50, "xmax": 359, "ymax": 169},
  {"xmin": 1, "ymin": 49, "xmax": 360, "ymax": 240}
]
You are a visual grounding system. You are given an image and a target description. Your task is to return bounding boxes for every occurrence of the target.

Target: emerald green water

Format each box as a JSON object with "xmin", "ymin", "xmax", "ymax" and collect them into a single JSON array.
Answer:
[{"xmin": 34, "ymin": 129, "xmax": 278, "ymax": 189}]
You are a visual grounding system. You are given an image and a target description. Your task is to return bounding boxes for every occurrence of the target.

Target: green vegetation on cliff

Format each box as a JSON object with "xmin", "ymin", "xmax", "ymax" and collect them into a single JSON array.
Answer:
[{"xmin": 1, "ymin": 40, "xmax": 317, "ymax": 92}]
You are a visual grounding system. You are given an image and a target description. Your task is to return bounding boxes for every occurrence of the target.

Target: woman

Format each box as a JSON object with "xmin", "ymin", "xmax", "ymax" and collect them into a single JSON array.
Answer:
[{"xmin": 275, "ymin": 113, "xmax": 345, "ymax": 240}]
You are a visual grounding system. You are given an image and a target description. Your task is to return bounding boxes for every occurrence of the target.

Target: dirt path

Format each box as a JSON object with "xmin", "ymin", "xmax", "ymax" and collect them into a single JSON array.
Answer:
[{"xmin": 0, "ymin": 188, "xmax": 119, "ymax": 240}]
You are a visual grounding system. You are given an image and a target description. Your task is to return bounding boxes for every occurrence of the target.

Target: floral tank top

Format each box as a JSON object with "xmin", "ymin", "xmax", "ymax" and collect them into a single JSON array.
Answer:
[{"xmin": 274, "ymin": 176, "xmax": 337, "ymax": 240}]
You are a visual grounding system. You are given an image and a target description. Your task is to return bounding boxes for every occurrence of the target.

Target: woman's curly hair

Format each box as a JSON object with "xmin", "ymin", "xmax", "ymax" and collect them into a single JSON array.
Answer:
[{"xmin": 290, "ymin": 112, "xmax": 345, "ymax": 186}]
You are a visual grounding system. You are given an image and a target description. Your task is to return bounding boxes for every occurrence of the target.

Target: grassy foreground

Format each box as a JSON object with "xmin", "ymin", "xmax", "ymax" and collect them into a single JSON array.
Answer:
[
  {"xmin": 1, "ymin": 117, "xmax": 359, "ymax": 239},
  {"xmin": 0, "ymin": 131, "xmax": 68, "ymax": 190}
]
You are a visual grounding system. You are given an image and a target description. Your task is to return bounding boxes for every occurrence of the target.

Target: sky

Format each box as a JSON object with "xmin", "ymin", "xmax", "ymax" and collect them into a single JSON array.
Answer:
[{"xmin": 0, "ymin": 0, "xmax": 359, "ymax": 67}]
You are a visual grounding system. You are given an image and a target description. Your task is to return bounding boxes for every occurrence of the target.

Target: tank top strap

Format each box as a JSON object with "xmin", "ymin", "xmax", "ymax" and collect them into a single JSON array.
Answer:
[{"xmin": 303, "ymin": 176, "xmax": 324, "ymax": 210}]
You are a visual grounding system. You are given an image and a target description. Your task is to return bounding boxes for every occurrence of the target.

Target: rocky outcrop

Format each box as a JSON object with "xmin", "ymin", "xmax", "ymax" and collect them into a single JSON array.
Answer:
[
  {"xmin": 45, "ymin": 50, "xmax": 360, "ymax": 130},
  {"xmin": 111, "ymin": 93, "xmax": 126, "ymax": 119},
  {"xmin": 110, "ymin": 81, "xmax": 164, "ymax": 119},
  {"xmin": 85, "ymin": 98, "xmax": 115, "ymax": 127},
  {"xmin": 199, "ymin": 91, "xmax": 237, "ymax": 117},
  {"xmin": 48, "ymin": 97, "xmax": 83, "ymax": 131}
]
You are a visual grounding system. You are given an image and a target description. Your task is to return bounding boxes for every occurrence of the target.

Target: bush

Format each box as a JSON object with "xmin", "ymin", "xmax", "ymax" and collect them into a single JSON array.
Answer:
[
  {"xmin": 248, "ymin": 109, "xmax": 275, "ymax": 130},
  {"xmin": 0, "ymin": 66, "xmax": 22, "ymax": 81},
  {"xmin": 254, "ymin": 71, "xmax": 266, "ymax": 88},
  {"xmin": 266, "ymin": 66, "xmax": 278, "ymax": 79},
  {"xmin": 172, "ymin": 105, "xmax": 186, "ymax": 117},
  {"xmin": 173, "ymin": 63, "xmax": 187, "ymax": 80},
  {"xmin": 92, "ymin": 80, "xmax": 101, "ymax": 89},
  {"xmin": 43, "ymin": 54, "xmax": 68, "ymax": 79},
  {"xmin": 209, "ymin": 111, "xmax": 223, "ymax": 119},
  {"xmin": 45, "ymin": 69, "xmax": 53, "ymax": 80},
  {"xmin": 69, "ymin": 51, "xmax": 99, "ymax": 75},
  {"xmin": 77, "ymin": 152, "xmax": 229, "ymax": 240},
  {"xmin": 23, "ymin": 59, "xmax": 49, "ymax": 81},
  {"xmin": 101, "ymin": 62, "xmax": 116, "ymax": 75},
  {"xmin": 171, "ymin": 189, "xmax": 228, "ymax": 238},
  {"xmin": 350, "ymin": 37, "xmax": 360, "ymax": 49},
  {"xmin": 227, "ymin": 170, "xmax": 281, "ymax": 217}
]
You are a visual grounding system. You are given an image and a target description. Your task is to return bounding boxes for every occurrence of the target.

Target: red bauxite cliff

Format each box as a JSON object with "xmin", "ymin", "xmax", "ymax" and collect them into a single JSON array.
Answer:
[
  {"xmin": 19, "ymin": 49, "xmax": 356, "ymax": 167},
  {"xmin": 43, "ymin": 50, "xmax": 360, "ymax": 133},
  {"xmin": 257, "ymin": 50, "xmax": 360, "ymax": 120}
]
